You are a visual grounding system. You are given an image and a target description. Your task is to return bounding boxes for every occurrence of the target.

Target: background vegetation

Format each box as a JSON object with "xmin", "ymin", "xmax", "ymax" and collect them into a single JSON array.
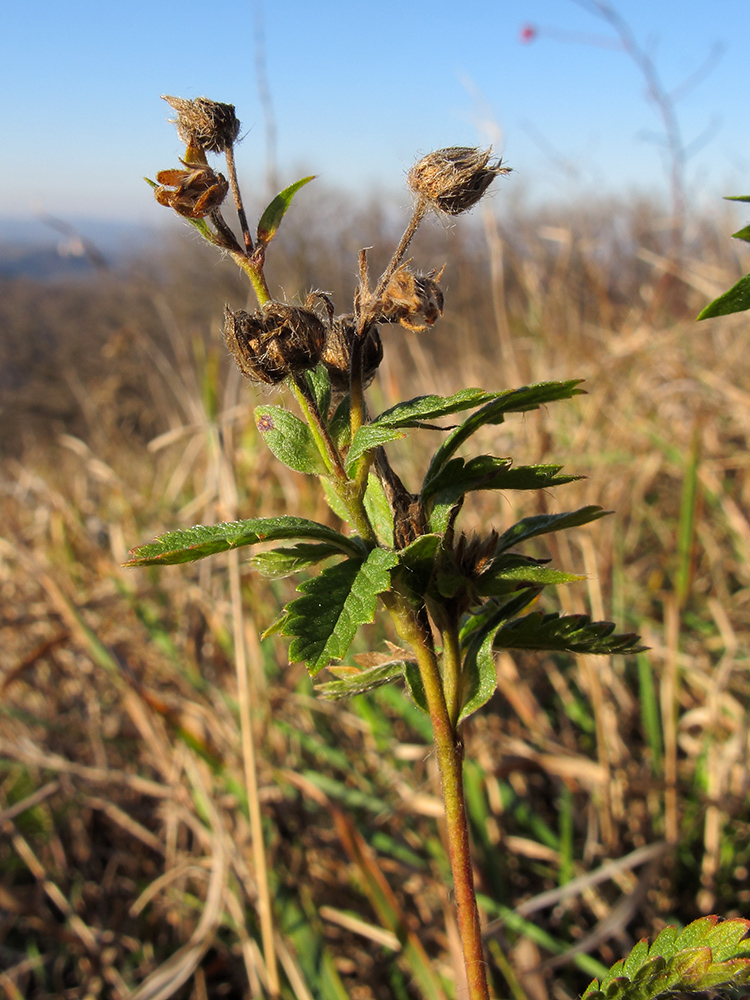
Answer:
[{"xmin": 2, "ymin": 188, "xmax": 750, "ymax": 1000}]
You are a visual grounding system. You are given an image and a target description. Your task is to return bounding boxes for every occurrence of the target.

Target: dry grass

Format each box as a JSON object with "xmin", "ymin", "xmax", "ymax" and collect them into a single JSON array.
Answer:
[{"xmin": 1, "ymin": 193, "xmax": 750, "ymax": 1000}]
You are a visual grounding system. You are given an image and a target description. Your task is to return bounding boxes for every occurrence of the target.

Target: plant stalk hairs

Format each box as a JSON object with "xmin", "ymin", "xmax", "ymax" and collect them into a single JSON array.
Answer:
[{"xmin": 128, "ymin": 96, "xmax": 750, "ymax": 1000}]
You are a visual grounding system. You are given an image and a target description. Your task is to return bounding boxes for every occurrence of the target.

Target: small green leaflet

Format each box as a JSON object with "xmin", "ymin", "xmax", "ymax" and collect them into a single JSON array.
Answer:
[
  {"xmin": 346, "ymin": 388, "xmax": 498, "ymax": 469},
  {"xmin": 426, "ymin": 458, "xmax": 582, "ymax": 533},
  {"xmin": 315, "ymin": 659, "xmax": 410, "ymax": 699},
  {"xmin": 284, "ymin": 547, "xmax": 399, "ymax": 675},
  {"xmin": 249, "ymin": 542, "xmax": 344, "ymax": 579},
  {"xmin": 458, "ymin": 629, "xmax": 498, "ymax": 723},
  {"xmin": 495, "ymin": 507, "xmax": 608, "ymax": 554},
  {"xmin": 494, "ymin": 611, "xmax": 646, "ymax": 655},
  {"xmin": 372, "ymin": 388, "xmax": 499, "ymax": 426},
  {"xmin": 581, "ymin": 916, "xmax": 750, "ymax": 1000},
  {"xmin": 256, "ymin": 175, "xmax": 315, "ymax": 246},
  {"xmin": 125, "ymin": 516, "xmax": 362, "ymax": 566},
  {"xmin": 255, "ymin": 405, "xmax": 328, "ymax": 475},
  {"xmin": 697, "ymin": 274, "xmax": 750, "ymax": 319}
]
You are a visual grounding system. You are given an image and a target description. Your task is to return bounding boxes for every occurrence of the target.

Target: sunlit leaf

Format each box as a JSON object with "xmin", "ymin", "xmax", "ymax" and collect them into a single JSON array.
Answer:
[
  {"xmin": 697, "ymin": 274, "xmax": 750, "ymax": 319},
  {"xmin": 256, "ymin": 175, "xmax": 315, "ymax": 245},
  {"xmin": 315, "ymin": 659, "xmax": 409, "ymax": 699},
  {"xmin": 423, "ymin": 380, "xmax": 585, "ymax": 488},
  {"xmin": 255, "ymin": 405, "xmax": 328, "ymax": 475},
  {"xmin": 126, "ymin": 516, "xmax": 361, "ymax": 566},
  {"xmin": 494, "ymin": 611, "xmax": 645, "ymax": 655},
  {"xmin": 284, "ymin": 548, "xmax": 399, "ymax": 675}
]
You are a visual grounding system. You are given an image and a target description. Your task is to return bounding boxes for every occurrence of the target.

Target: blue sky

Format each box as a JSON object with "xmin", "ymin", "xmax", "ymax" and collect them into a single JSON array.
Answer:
[{"xmin": 1, "ymin": 0, "xmax": 748, "ymax": 224}]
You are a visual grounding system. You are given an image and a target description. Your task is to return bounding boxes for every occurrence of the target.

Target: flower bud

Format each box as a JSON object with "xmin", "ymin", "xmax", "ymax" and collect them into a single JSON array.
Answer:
[
  {"xmin": 408, "ymin": 147, "xmax": 510, "ymax": 216},
  {"xmin": 320, "ymin": 315, "xmax": 384, "ymax": 394},
  {"xmin": 154, "ymin": 162, "xmax": 228, "ymax": 218},
  {"xmin": 377, "ymin": 265, "xmax": 444, "ymax": 332},
  {"xmin": 162, "ymin": 95, "xmax": 241, "ymax": 153},
  {"xmin": 223, "ymin": 303, "xmax": 326, "ymax": 384}
]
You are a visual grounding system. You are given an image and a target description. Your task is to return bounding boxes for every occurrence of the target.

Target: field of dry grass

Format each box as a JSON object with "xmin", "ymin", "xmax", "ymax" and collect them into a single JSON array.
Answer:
[{"xmin": 1, "ymin": 192, "xmax": 750, "ymax": 1000}]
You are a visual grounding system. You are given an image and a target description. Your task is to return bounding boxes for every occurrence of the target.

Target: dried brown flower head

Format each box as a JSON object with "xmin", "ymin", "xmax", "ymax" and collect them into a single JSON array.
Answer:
[
  {"xmin": 408, "ymin": 147, "xmax": 510, "ymax": 216},
  {"xmin": 455, "ymin": 531, "xmax": 500, "ymax": 580},
  {"xmin": 154, "ymin": 160, "xmax": 229, "ymax": 218},
  {"xmin": 378, "ymin": 265, "xmax": 444, "ymax": 332},
  {"xmin": 321, "ymin": 315, "xmax": 384, "ymax": 395},
  {"xmin": 162, "ymin": 95, "xmax": 241, "ymax": 153},
  {"xmin": 223, "ymin": 303, "xmax": 326, "ymax": 384}
]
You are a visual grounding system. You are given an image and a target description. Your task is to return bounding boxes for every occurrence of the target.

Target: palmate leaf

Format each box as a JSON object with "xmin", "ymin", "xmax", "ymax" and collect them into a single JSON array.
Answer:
[
  {"xmin": 255, "ymin": 405, "xmax": 328, "ymax": 474},
  {"xmin": 423, "ymin": 380, "xmax": 585, "ymax": 489},
  {"xmin": 495, "ymin": 611, "xmax": 646, "ymax": 655},
  {"xmin": 284, "ymin": 548, "xmax": 399, "ymax": 675},
  {"xmin": 125, "ymin": 516, "xmax": 362, "ymax": 566},
  {"xmin": 580, "ymin": 916, "xmax": 750, "ymax": 1000}
]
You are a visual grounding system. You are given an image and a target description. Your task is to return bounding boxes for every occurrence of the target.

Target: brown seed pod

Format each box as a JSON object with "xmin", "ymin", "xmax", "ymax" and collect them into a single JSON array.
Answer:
[
  {"xmin": 321, "ymin": 315, "xmax": 384, "ymax": 394},
  {"xmin": 408, "ymin": 146, "xmax": 510, "ymax": 216},
  {"xmin": 223, "ymin": 303, "xmax": 326, "ymax": 384},
  {"xmin": 377, "ymin": 265, "xmax": 445, "ymax": 332},
  {"xmin": 154, "ymin": 161, "xmax": 229, "ymax": 218},
  {"xmin": 162, "ymin": 95, "xmax": 241, "ymax": 153}
]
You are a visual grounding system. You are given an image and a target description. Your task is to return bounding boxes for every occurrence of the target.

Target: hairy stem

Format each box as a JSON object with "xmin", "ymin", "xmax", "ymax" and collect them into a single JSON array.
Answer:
[
  {"xmin": 386, "ymin": 595, "xmax": 490, "ymax": 1000},
  {"xmin": 373, "ymin": 197, "xmax": 428, "ymax": 299},
  {"xmin": 225, "ymin": 144, "xmax": 254, "ymax": 254},
  {"xmin": 230, "ymin": 250, "xmax": 272, "ymax": 306}
]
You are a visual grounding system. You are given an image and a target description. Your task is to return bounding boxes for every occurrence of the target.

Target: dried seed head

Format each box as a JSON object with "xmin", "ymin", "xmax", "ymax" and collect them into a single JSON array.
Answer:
[
  {"xmin": 408, "ymin": 147, "xmax": 510, "ymax": 216},
  {"xmin": 455, "ymin": 531, "xmax": 500, "ymax": 579},
  {"xmin": 223, "ymin": 303, "xmax": 325, "ymax": 384},
  {"xmin": 321, "ymin": 315, "xmax": 384, "ymax": 395},
  {"xmin": 378, "ymin": 265, "xmax": 444, "ymax": 332},
  {"xmin": 162, "ymin": 95, "xmax": 241, "ymax": 153},
  {"xmin": 154, "ymin": 161, "xmax": 229, "ymax": 218}
]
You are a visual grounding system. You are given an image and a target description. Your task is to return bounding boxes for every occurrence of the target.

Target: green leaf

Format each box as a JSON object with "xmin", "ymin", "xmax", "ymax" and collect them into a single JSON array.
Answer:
[
  {"xmin": 255, "ymin": 405, "xmax": 328, "ymax": 475},
  {"xmin": 697, "ymin": 274, "xmax": 750, "ymax": 319},
  {"xmin": 477, "ymin": 560, "xmax": 585, "ymax": 597},
  {"xmin": 403, "ymin": 661, "xmax": 429, "ymax": 714},
  {"xmin": 581, "ymin": 917, "xmax": 750, "ymax": 1000},
  {"xmin": 363, "ymin": 473, "xmax": 394, "ymax": 547},
  {"xmin": 306, "ymin": 364, "xmax": 332, "ymax": 418},
  {"xmin": 423, "ymin": 380, "xmax": 585, "ymax": 489},
  {"xmin": 725, "ymin": 195, "xmax": 750, "ymax": 202},
  {"xmin": 346, "ymin": 425, "xmax": 407, "ymax": 471},
  {"xmin": 328, "ymin": 395, "xmax": 352, "ymax": 452},
  {"xmin": 425, "ymin": 457, "xmax": 582, "ymax": 532},
  {"xmin": 396, "ymin": 534, "xmax": 442, "ymax": 599},
  {"xmin": 126, "ymin": 516, "xmax": 361, "ymax": 566},
  {"xmin": 494, "ymin": 611, "xmax": 646, "ymax": 655},
  {"xmin": 459, "ymin": 629, "xmax": 498, "ymax": 722},
  {"xmin": 249, "ymin": 542, "xmax": 344, "ymax": 579},
  {"xmin": 732, "ymin": 224, "xmax": 750, "ymax": 243},
  {"xmin": 372, "ymin": 388, "xmax": 499, "ymax": 427},
  {"xmin": 284, "ymin": 548, "xmax": 399, "ymax": 675},
  {"xmin": 256, "ymin": 175, "xmax": 315, "ymax": 245},
  {"xmin": 496, "ymin": 506, "xmax": 609, "ymax": 554},
  {"xmin": 459, "ymin": 587, "xmax": 542, "ymax": 646},
  {"xmin": 315, "ymin": 659, "xmax": 409, "ymax": 699}
]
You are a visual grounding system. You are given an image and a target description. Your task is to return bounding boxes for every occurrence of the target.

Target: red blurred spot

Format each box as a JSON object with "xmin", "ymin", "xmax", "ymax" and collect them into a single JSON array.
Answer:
[{"xmin": 519, "ymin": 24, "xmax": 537, "ymax": 43}]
